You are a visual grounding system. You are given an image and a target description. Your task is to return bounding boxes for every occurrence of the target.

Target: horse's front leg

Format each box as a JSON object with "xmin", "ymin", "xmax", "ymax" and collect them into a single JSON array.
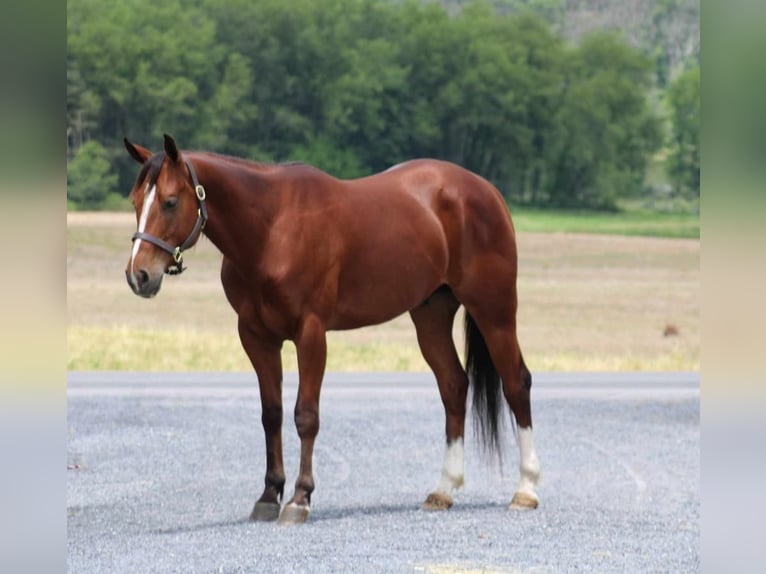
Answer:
[
  {"xmin": 238, "ymin": 319, "xmax": 286, "ymax": 522},
  {"xmin": 279, "ymin": 314, "xmax": 327, "ymax": 525}
]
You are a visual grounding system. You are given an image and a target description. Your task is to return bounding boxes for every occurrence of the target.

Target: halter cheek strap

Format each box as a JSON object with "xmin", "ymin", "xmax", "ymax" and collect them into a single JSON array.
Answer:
[{"xmin": 131, "ymin": 159, "xmax": 208, "ymax": 275}]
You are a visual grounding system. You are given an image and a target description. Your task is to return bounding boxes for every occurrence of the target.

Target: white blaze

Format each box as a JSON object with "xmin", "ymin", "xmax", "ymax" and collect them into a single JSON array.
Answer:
[{"xmin": 130, "ymin": 184, "xmax": 156, "ymax": 281}]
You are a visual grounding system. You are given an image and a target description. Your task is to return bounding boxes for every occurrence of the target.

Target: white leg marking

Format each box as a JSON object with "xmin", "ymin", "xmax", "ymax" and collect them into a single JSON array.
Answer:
[
  {"xmin": 130, "ymin": 184, "xmax": 156, "ymax": 281},
  {"xmin": 516, "ymin": 427, "xmax": 541, "ymax": 497},
  {"xmin": 433, "ymin": 438, "xmax": 465, "ymax": 495}
]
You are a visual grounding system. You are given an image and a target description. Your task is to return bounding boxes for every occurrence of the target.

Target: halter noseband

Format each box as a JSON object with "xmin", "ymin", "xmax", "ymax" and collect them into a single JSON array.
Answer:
[{"xmin": 131, "ymin": 159, "xmax": 208, "ymax": 275}]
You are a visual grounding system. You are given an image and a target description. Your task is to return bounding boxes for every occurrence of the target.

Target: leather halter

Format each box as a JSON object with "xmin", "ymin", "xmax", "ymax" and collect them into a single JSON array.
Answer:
[{"xmin": 131, "ymin": 159, "xmax": 208, "ymax": 275}]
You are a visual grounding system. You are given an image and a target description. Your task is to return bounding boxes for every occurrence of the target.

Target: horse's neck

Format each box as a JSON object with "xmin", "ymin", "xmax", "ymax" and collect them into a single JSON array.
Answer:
[{"xmin": 193, "ymin": 154, "xmax": 277, "ymax": 267}]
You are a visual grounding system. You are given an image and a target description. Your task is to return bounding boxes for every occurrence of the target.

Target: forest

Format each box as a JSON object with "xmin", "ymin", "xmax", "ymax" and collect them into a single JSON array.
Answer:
[{"xmin": 67, "ymin": 0, "xmax": 699, "ymax": 211}]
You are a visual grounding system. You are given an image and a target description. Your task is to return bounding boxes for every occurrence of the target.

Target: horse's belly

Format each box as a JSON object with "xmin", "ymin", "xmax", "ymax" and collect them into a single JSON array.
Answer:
[
  {"xmin": 327, "ymin": 289, "xmax": 430, "ymax": 330},
  {"xmin": 328, "ymin": 248, "xmax": 444, "ymax": 330}
]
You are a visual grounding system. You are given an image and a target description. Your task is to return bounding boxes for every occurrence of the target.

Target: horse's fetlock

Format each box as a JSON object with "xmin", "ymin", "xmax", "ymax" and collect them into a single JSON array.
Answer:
[
  {"xmin": 296, "ymin": 477, "xmax": 315, "ymax": 496},
  {"xmin": 266, "ymin": 470, "xmax": 285, "ymax": 490}
]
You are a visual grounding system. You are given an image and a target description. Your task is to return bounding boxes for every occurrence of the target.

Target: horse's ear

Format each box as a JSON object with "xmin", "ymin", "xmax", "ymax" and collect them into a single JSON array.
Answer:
[
  {"xmin": 163, "ymin": 133, "xmax": 180, "ymax": 163},
  {"xmin": 124, "ymin": 138, "xmax": 152, "ymax": 164}
]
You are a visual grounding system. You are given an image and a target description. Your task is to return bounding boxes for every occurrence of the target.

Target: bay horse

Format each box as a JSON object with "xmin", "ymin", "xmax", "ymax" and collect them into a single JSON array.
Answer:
[{"xmin": 124, "ymin": 134, "xmax": 541, "ymax": 525}]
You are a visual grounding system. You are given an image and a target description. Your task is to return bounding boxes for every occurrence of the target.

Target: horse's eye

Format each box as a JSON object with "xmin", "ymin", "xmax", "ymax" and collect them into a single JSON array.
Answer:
[{"xmin": 163, "ymin": 197, "xmax": 178, "ymax": 210}]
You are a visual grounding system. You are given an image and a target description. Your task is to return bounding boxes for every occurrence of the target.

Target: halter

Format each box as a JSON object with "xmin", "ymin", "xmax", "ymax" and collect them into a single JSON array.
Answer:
[{"xmin": 131, "ymin": 159, "xmax": 208, "ymax": 275}]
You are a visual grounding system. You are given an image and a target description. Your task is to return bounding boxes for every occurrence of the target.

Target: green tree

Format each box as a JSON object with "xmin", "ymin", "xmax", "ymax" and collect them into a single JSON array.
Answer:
[
  {"xmin": 544, "ymin": 33, "xmax": 663, "ymax": 209},
  {"xmin": 67, "ymin": 57, "xmax": 101, "ymax": 160},
  {"xmin": 68, "ymin": 0, "xmax": 227, "ymax": 190},
  {"xmin": 196, "ymin": 52, "xmax": 260, "ymax": 157},
  {"xmin": 666, "ymin": 65, "xmax": 699, "ymax": 198},
  {"xmin": 66, "ymin": 0, "xmax": 667, "ymax": 211},
  {"xmin": 289, "ymin": 135, "xmax": 366, "ymax": 179},
  {"xmin": 67, "ymin": 141, "xmax": 119, "ymax": 209},
  {"xmin": 396, "ymin": 2, "xmax": 565, "ymax": 201}
]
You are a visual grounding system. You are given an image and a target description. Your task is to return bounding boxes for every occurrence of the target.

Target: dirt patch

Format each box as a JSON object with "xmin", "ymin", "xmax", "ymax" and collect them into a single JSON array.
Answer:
[
  {"xmin": 67, "ymin": 211, "xmax": 134, "ymax": 227},
  {"xmin": 67, "ymin": 213, "xmax": 699, "ymax": 371}
]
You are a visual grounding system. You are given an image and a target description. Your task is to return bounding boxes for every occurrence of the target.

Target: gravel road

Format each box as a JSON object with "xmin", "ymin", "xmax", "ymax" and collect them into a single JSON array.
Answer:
[{"xmin": 67, "ymin": 372, "xmax": 699, "ymax": 573}]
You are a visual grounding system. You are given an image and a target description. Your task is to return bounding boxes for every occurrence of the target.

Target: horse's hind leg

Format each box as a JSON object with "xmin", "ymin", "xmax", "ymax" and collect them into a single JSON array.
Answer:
[
  {"xmin": 505, "ymin": 351, "xmax": 541, "ymax": 509},
  {"xmin": 463, "ymin": 301, "xmax": 541, "ymax": 510},
  {"xmin": 410, "ymin": 287, "xmax": 468, "ymax": 510}
]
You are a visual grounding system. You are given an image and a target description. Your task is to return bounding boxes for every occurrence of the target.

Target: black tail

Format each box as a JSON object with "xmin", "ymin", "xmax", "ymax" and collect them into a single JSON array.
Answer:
[{"xmin": 464, "ymin": 313, "xmax": 504, "ymax": 461}]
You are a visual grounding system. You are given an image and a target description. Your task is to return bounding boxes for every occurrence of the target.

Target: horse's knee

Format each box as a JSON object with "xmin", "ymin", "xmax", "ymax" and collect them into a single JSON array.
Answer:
[
  {"xmin": 294, "ymin": 407, "xmax": 319, "ymax": 438},
  {"xmin": 261, "ymin": 404, "xmax": 283, "ymax": 433}
]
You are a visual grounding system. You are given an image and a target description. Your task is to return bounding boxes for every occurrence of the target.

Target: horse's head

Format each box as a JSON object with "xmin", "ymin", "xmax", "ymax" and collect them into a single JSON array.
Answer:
[{"xmin": 124, "ymin": 134, "xmax": 207, "ymax": 298}]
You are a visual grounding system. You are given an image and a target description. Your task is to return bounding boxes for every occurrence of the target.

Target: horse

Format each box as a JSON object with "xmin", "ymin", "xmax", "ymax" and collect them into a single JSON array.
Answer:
[{"xmin": 124, "ymin": 134, "xmax": 541, "ymax": 525}]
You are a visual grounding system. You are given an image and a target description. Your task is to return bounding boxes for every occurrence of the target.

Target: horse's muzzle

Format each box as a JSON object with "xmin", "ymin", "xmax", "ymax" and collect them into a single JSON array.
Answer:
[{"xmin": 125, "ymin": 268, "xmax": 163, "ymax": 298}]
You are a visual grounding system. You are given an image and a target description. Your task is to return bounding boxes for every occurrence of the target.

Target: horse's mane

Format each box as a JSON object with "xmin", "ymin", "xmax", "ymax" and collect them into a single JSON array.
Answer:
[
  {"xmin": 195, "ymin": 151, "xmax": 314, "ymax": 174},
  {"xmin": 129, "ymin": 151, "xmax": 319, "ymax": 201}
]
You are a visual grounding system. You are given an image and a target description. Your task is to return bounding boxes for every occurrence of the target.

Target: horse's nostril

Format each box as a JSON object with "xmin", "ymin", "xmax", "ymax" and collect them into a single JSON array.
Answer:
[{"xmin": 138, "ymin": 268, "xmax": 150, "ymax": 286}]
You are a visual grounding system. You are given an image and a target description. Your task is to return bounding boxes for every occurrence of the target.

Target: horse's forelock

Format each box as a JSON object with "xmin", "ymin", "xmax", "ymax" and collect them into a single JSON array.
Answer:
[{"xmin": 130, "ymin": 152, "xmax": 166, "ymax": 202}]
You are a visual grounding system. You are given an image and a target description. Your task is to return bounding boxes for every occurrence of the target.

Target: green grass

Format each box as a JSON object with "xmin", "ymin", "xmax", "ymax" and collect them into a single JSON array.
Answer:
[{"xmin": 510, "ymin": 208, "xmax": 699, "ymax": 239}]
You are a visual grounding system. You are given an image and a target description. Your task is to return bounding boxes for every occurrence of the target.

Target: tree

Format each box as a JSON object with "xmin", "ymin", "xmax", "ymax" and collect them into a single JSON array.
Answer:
[
  {"xmin": 66, "ymin": 0, "xmax": 668, "ymax": 211},
  {"xmin": 666, "ymin": 65, "xmax": 699, "ymax": 198},
  {"xmin": 544, "ymin": 32, "xmax": 663, "ymax": 209},
  {"xmin": 67, "ymin": 141, "xmax": 119, "ymax": 209},
  {"xmin": 67, "ymin": 57, "xmax": 101, "ymax": 160},
  {"xmin": 68, "ymin": 0, "xmax": 225, "ymax": 191}
]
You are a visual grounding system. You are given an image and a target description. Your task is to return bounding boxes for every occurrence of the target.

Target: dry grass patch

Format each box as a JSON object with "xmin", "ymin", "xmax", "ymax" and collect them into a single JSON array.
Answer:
[{"xmin": 68, "ymin": 212, "xmax": 699, "ymax": 372}]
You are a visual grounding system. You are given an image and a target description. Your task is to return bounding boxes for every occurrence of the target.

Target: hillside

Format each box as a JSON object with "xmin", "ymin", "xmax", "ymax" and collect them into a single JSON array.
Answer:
[{"xmin": 439, "ymin": 0, "xmax": 700, "ymax": 85}]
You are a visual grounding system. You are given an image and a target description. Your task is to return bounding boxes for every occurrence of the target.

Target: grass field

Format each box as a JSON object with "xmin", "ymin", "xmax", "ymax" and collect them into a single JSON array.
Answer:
[
  {"xmin": 67, "ymin": 212, "xmax": 699, "ymax": 372},
  {"xmin": 511, "ymin": 207, "xmax": 700, "ymax": 239}
]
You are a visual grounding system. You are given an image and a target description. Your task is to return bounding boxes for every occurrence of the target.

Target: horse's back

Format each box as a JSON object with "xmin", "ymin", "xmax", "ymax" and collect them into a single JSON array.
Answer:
[{"xmin": 354, "ymin": 159, "xmax": 517, "ymax": 260}]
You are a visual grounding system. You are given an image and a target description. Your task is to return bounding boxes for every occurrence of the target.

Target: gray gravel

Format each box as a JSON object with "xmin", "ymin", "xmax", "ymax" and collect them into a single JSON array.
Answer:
[{"xmin": 67, "ymin": 372, "xmax": 699, "ymax": 573}]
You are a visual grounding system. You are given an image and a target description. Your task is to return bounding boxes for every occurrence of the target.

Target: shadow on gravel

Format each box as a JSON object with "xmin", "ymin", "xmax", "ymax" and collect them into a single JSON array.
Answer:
[
  {"xmin": 148, "ymin": 501, "xmax": 505, "ymax": 534},
  {"xmin": 153, "ymin": 517, "xmax": 251, "ymax": 536},
  {"xmin": 311, "ymin": 501, "xmax": 502, "ymax": 522}
]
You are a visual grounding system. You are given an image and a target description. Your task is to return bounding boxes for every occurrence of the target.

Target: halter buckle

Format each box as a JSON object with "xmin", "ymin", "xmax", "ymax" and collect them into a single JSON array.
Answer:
[
  {"xmin": 167, "ymin": 262, "xmax": 186, "ymax": 275},
  {"xmin": 173, "ymin": 246, "xmax": 183, "ymax": 263},
  {"xmin": 195, "ymin": 185, "xmax": 206, "ymax": 201}
]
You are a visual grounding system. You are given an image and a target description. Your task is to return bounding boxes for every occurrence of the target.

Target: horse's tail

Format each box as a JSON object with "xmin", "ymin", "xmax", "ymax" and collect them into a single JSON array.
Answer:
[{"xmin": 464, "ymin": 312, "xmax": 504, "ymax": 461}]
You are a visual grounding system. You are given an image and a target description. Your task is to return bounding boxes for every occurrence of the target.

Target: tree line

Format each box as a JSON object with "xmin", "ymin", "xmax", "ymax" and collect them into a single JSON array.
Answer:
[{"xmin": 67, "ymin": 0, "xmax": 699, "ymax": 210}]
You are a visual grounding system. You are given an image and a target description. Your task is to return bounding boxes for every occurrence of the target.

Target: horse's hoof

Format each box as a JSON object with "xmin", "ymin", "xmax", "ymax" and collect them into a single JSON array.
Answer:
[
  {"xmin": 509, "ymin": 492, "xmax": 539, "ymax": 510},
  {"xmin": 278, "ymin": 503, "xmax": 310, "ymax": 525},
  {"xmin": 422, "ymin": 492, "xmax": 453, "ymax": 510},
  {"xmin": 250, "ymin": 501, "xmax": 281, "ymax": 522}
]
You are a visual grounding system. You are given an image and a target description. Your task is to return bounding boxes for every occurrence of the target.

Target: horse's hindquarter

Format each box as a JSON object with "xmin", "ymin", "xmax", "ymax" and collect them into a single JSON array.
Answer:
[{"xmin": 327, "ymin": 160, "xmax": 515, "ymax": 330}]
